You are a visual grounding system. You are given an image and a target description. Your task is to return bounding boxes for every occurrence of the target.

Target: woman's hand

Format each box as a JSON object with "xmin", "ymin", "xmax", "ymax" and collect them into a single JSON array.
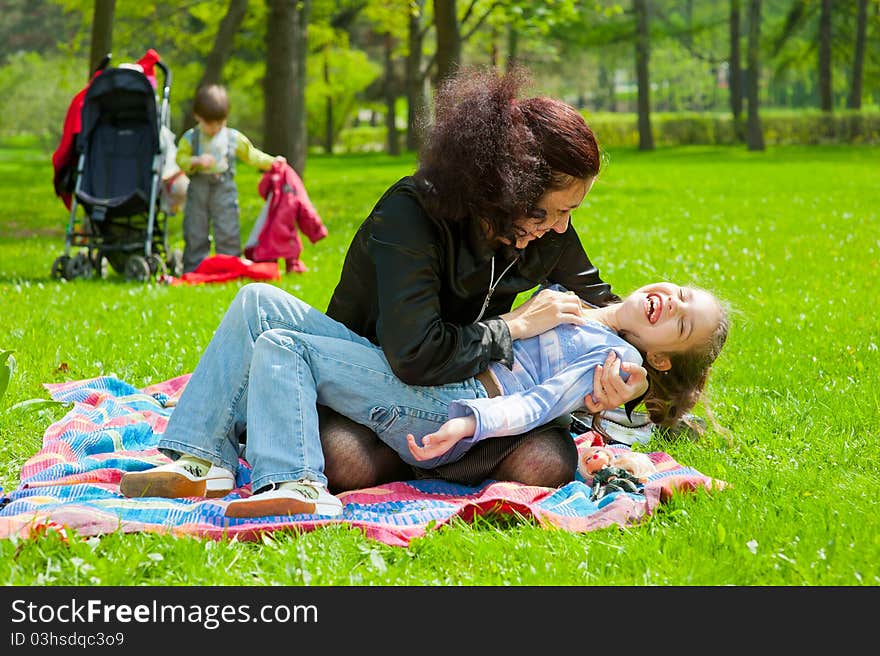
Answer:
[
  {"xmin": 583, "ymin": 352, "xmax": 649, "ymax": 413},
  {"xmin": 407, "ymin": 415, "xmax": 477, "ymax": 461},
  {"xmin": 500, "ymin": 288, "xmax": 586, "ymax": 341}
]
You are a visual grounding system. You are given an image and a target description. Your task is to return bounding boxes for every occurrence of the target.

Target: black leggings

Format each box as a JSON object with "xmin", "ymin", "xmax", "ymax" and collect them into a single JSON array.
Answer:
[{"xmin": 318, "ymin": 405, "xmax": 578, "ymax": 492}]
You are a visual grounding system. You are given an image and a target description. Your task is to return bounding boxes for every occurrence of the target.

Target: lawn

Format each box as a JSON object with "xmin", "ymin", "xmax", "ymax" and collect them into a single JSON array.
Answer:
[{"xmin": 0, "ymin": 140, "xmax": 878, "ymax": 586}]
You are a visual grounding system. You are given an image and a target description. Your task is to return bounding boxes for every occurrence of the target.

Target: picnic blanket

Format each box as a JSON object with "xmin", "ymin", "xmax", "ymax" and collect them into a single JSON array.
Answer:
[{"xmin": 0, "ymin": 376, "xmax": 725, "ymax": 547}]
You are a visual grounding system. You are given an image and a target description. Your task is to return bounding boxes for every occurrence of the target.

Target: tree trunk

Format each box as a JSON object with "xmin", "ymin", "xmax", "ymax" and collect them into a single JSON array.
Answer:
[
  {"xmin": 88, "ymin": 0, "xmax": 115, "ymax": 78},
  {"xmin": 264, "ymin": 0, "xmax": 310, "ymax": 175},
  {"xmin": 729, "ymin": 0, "xmax": 743, "ymax": 139},
  {"xmin": 597, "ymin": 64, "xmax": 612, "ymax": 111},
  {"xmin": 634, "ymin": 0, "xmax": 654, "ymax": 151},
  {"xmin": 433, "ymin": 0, "xmax": 460, "ymax": 86},
  {"xmin": 292, "ymin": 0, "xmax": 309, "ymax": 172},
  {"xmin": 684, "ymin": 0, "xmax": 694, "ymax": 47},
  {"xmin": 182, "ymin": 0, "xmax": 249, "ymax": 133},
  {"xmin": 384, "ymin": 32, "xmax": 400, "ymax": 156},
  {"xmin": 324, "ymin": 46, "xmax": 333, "ymax": 155},
  {"xmin": 745, "ymin": 0, "xmax": 765, "ymax": 151},
  {"xmin": 847, "ymin": 0, "xmax": 868, "ymax": 110},
  {"xmin": 818, "ymin": 0, "xmax": 833, "ymax": 112},
  {"xmin": 405, "ymin": 4, "xmax": 427, "ymax": 152},
  {"xmin": 506, "ymin": 24, "xmax": 518, "ymax": 72}
]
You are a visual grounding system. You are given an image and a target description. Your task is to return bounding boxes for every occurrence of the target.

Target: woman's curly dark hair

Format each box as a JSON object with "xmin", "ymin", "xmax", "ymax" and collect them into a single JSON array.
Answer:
[{"xmin": 414, "ymin": 66, "xmax": 601, "ymax": 241}]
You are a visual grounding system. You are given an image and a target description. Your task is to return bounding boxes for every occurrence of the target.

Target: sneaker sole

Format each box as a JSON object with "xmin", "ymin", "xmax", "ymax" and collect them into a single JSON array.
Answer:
[
  {"xmin": 120, "ymin": 472, "xmax": 232, "ymax": 499},
  {"xmin": 224, "ymin": 496, "xmax": 341, "ymax": 519}
]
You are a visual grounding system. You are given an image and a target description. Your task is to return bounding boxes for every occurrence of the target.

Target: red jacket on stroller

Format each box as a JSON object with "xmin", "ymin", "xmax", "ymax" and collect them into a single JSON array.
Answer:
[{"xmin": 244, "ymin": 160, "xmax": 328, "ymax": 273}]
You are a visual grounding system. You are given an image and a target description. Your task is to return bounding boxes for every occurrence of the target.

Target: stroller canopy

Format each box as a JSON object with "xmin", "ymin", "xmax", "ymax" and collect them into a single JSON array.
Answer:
[
  {"xmin": 76, "ymin": 67, "xmax": 161, "ymax": 219},
  {"xmin": 79, "ymin": 68, "xmax": 160, "ymax": 153}
]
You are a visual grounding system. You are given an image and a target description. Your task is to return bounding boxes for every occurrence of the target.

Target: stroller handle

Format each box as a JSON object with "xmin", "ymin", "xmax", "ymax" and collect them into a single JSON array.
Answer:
[
  {"xmin": 155, "ymin": 59, "xmax": 172, "ymax": 95},
  {"xmin": 92, "ymin": 53, "xmax": 112, "ymax": 76}
]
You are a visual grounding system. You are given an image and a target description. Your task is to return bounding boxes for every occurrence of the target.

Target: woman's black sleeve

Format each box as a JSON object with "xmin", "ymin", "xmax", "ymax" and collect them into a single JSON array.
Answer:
[{"xmin": 368, "ymin": 199, "xmax": 511, "ymax": 386}]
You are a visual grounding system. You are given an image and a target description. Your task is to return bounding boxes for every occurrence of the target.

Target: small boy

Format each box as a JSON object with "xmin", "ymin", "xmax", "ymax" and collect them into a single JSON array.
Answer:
[{"xmin": 176, "ymin": 84, "xmax": 285, "ymax": 273}]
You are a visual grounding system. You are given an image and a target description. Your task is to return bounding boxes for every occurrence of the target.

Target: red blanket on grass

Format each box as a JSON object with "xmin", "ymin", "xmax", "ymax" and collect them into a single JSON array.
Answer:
[
  {"xmin": 0, "ymin": 376, "xmax": 726, "ymax": 547},
  {"xmin": 167, "ymin": 254, "xmax": 280, "ymax": 285}
]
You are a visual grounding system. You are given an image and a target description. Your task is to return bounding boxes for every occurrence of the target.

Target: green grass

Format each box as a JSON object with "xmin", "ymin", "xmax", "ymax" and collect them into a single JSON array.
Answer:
[{"xmin": 1, "ymin": 142, "xmax": 878, "ymax": 586}]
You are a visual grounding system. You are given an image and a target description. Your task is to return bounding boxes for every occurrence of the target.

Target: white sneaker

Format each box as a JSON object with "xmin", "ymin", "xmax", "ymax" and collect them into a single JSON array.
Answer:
[
  {"xmin": 120, "ymin": 459, "xmax": 235, "ymax": 499},
  {"xmin": 224, "ymin": 479, "xmax": 343, "ymax": 518}
]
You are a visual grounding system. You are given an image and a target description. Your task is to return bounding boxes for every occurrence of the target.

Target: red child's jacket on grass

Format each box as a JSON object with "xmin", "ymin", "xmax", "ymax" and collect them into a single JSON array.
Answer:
[{"xmin": 244, "ymin": 160, "xmax": 328, "ymax": 273}]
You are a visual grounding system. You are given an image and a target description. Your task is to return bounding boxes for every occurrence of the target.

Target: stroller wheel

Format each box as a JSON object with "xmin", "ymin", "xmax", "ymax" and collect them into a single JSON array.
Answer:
[
  {"xmin": 90, "ymin": 251, "xmax": 108, "ymax": 279},
  {"xmin": 64, "ymin": 252, "xmax": 95, "ymax": 280},
  {"xmin": 148, "ymin": 254, "xmax": 167, "ymax": 277},
  {"xmin": 51, "ymin": 255, "xmax": 70, "ymax": 280},
  {"xmin": 105, "ymin": 252, "xmax": 128, "ymax": 276},
  {"xmin": 124, "ymin": 255, "xmax": 151, "ymax": 282},
  {"xmin": 166, "ymin": 248, "xmax": 184, "ymax": 277}
]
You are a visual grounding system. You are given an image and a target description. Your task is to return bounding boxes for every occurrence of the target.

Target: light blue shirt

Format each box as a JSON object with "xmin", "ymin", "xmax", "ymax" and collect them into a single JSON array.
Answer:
[{"xmin": 448, "ymin": 293, "xmax": 642, "ymax": 444}]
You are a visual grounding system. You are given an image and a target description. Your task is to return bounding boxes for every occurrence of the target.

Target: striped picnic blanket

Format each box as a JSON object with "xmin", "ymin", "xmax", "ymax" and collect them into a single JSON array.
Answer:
[{"xmin": 0, "ymin": 376, "xmax": 725, "ymax": 547}]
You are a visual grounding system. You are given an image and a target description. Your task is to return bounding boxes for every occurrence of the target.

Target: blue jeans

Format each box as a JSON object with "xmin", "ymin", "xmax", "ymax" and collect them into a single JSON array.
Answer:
[{"xmin": 158, "ymin": 283, "xmax": 489, "ymax": 492}]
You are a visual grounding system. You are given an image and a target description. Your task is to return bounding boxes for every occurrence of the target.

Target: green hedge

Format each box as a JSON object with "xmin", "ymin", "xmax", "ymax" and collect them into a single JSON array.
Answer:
[{"xmin": 584, "ymin": 109, "xmax": 880, "ymax": 147}]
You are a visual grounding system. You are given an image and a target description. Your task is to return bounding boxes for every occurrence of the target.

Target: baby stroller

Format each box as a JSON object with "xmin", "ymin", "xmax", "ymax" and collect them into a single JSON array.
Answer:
[{"xmin": 51, "ymin": 51, "xmax": 183, "ymax": 281}]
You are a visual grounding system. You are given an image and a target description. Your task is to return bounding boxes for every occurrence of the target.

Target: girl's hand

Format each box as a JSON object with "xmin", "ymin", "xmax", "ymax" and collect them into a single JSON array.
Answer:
[
  {"xmin": 407, "ymin": 416, "xmax": 477, "ymax": 461},
  {"xmin": 583, "ymin": 353, "xmax": 649, "ymax": 413},
  {"xmin": 500, "ymin": 288, "xmax": 586, "ymax": 341}
]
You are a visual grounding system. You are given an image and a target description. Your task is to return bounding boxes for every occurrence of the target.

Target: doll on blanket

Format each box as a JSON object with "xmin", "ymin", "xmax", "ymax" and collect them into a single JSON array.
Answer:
[{"xmin": 579, "ymin": 445, "xmax": 657, "ymax": 501}]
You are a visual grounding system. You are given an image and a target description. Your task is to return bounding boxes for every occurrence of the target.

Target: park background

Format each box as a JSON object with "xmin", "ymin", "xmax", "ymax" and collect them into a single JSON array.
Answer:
[{"xmin": 0, "ymin": 0, "xmax": 878, "ymax": 585}]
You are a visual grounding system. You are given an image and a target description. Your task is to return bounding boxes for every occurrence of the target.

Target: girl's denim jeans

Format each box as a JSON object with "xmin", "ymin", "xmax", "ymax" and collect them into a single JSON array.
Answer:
[{"xmin": 158, "ymin": 283, "xmax": 488, "ymax": 492}]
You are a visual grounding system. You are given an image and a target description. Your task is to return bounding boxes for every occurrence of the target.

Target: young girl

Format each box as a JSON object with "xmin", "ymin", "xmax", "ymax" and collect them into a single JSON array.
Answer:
[{"xmin": 121, "ymin": 281, "xmax": 728, "ymax": 519}]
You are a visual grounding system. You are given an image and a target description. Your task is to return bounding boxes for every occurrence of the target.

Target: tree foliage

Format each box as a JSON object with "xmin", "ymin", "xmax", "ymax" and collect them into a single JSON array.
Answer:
[
  {"xmin": 306, "ymin": 24, "xmax": 381, "ymax": 149},
  {"xmin": 1, "ymin": 0, "xmax": 877, "ymax": 154}
]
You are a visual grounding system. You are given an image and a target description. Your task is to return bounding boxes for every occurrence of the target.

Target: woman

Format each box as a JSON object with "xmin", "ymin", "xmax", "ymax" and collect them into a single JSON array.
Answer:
[
  {"xmin": 318, "ymin": 66, "xmax": 648, "ymax": 492},
  {"xmin": 119, "ymin": 281, "xmax": 728, "ymax": 519}
]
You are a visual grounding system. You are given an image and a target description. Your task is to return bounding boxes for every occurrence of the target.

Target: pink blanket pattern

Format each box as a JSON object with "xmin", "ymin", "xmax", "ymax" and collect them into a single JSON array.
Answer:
[{"xmin": 0, "ymin": 376, "xmax": 725, "ymax": 547}]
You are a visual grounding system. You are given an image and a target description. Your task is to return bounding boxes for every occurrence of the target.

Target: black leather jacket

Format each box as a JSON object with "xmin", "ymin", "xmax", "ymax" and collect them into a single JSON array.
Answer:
[{"xmin": 326, "ymin": 176, "xmax": 620, "ymax": 386}]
